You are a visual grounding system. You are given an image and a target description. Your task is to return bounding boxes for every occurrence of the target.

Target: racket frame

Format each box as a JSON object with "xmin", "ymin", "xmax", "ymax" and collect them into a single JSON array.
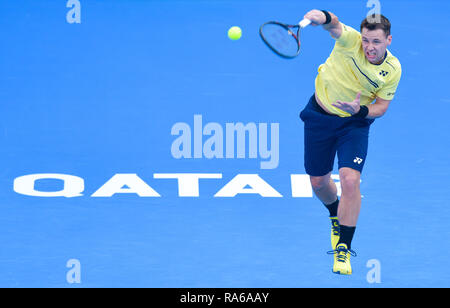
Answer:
[{"xmin": 259, "ymin": 19, "xmax": 311, "ymax": 59}]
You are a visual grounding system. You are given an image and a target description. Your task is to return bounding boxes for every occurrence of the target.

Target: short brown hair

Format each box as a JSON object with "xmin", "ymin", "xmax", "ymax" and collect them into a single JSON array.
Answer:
[{"xmin": 361, "ymin": 14, "xmax": 391, "ymax": 36}]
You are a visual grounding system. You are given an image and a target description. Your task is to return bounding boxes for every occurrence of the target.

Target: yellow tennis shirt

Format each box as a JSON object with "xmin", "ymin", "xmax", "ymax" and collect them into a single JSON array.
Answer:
[{"xmin": 315, "ymin": 23, "xmax": 402, "ymax": 117}]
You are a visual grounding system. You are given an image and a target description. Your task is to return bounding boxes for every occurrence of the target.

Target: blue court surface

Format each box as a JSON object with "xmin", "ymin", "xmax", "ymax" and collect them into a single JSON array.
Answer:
[{"xmin": 0, "ymin": 0, "xmax": 449, "ymax": 288}]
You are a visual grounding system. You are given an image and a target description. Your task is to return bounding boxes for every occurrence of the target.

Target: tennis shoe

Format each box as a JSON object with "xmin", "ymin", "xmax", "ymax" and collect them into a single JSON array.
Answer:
[{"xmin": 328, "ymin": 243, "xmax": 357, "ymax": 275}]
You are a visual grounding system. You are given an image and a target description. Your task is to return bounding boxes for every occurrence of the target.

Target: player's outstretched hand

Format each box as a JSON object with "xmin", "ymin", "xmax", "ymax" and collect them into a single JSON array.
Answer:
[
  {"xmin": 332, "ymin": 92, "xmax": 362, "ymax": 115},
  {"xmin": 304, "ymin": 9, "xmax": 327, "ymax": 26}
]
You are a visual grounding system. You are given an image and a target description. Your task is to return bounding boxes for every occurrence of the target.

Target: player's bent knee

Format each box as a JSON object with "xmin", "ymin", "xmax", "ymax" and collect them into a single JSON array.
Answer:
[{"xmin": 310, "ymin": 173, "xmax": 331, "ymax": 191}]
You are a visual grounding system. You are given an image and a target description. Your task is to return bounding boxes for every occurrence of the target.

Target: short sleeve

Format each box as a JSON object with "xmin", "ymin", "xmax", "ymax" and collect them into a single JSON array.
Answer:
[
  {"xmin": 335, "ymin": 23, "xmax": 361, "ymax": 50},
  {"xmin": 376, "ymin": 64, "xmax": 402, "ymax": 100}
]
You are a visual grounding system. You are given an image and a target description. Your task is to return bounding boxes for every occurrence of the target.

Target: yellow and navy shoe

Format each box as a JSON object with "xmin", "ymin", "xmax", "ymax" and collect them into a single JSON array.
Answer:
[
  {"xmin": 328, "ymin": 243, "xmax": 357, "ymax": 275},
  {"xmin": 329, "ymin": 217, "xmax": 340, "ymax": 250}
]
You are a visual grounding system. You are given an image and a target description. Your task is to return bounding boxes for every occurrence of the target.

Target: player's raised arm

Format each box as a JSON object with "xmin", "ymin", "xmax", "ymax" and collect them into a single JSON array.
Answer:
[{"xmin": 304, "ymin": 9, "xmax": 342, "ymax": 39}]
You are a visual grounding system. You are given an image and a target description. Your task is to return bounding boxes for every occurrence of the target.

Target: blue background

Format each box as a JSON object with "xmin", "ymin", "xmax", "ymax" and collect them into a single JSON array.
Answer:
[{"xmin": 0, "ymin": 0, "xmax": 449, "ymax": 287}]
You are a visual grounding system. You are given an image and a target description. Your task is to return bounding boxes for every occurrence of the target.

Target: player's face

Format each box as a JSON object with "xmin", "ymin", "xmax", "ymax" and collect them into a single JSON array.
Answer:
[{"xmin": 361, "ymin": 28, "xmax": 392, "ymax": 64}]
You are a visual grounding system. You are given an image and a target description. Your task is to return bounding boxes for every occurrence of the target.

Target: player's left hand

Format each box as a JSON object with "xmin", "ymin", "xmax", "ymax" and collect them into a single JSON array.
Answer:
[{"xmin": 332, "ymin": 92, "xmax": 362, "ymax": 115}]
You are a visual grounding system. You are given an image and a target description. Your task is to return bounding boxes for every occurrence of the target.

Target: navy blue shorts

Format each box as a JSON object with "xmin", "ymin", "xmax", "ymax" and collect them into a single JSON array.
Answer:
[{"xmin": 299, "ymin": 94, "xmax": 375, "ymax": 176}]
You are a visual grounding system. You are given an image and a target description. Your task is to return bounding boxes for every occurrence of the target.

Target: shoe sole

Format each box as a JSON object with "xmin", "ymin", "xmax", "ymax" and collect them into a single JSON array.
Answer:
[{"xmin": 332, "ymin": 270, "xmax": 352, "ymax": 275}]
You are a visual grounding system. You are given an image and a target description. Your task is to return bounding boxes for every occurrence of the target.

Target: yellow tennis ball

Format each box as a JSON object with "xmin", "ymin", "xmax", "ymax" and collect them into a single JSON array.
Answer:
[{"xmin": 228, "ymin": 26, "xmax": 242, "ymax": 40}]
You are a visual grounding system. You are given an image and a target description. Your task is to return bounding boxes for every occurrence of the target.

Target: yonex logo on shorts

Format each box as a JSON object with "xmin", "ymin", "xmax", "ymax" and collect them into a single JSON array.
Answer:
[{"xmin": 354, "ymin": 157, "xmax": 363, "ymax": 164}]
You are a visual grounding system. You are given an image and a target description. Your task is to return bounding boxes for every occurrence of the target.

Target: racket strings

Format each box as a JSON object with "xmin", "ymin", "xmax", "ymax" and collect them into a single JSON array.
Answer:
[{"xmin": 260, "ymin": 23, "xmax": 301, "ymax": 58}]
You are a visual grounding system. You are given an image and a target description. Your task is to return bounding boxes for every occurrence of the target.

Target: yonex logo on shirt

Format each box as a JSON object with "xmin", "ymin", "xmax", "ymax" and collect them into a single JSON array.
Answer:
[{"xmin": 379, "ymin": 70, "xmax": 389, "ymax": 77}]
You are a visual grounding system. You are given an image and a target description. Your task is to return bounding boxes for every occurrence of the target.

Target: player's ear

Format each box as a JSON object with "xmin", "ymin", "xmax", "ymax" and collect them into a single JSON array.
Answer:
[{"xmin": 386, "ymin": 34, "xmax": 392, "ymax": 45}]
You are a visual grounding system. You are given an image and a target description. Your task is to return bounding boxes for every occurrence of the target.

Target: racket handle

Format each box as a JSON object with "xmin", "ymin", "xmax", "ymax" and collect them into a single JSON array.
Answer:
[{"xmin": 299, "ymin": 19, "xmax": 311, "ymax": 28}]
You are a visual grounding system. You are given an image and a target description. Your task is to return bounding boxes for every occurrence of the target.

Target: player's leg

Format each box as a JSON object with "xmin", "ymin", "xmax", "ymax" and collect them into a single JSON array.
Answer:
[
  {"xmin": 329, "ymin": 167, "xmax": 361, "ymax": 275},
  {"xmin": 309, "ymin": 172, "xmax": 337, "ymax": 205},
  {"xmin": 310, "ymin": 173, "xmax": 340, "ymax": 250},
  {"xmin": 337, "ymin": 167, "xmax": 361, "ymax": 227},
  {"xmin": 335, "ymin": 124, "xmax": 370, "ymax": 249},
  {"xmin": 301, "ymin": 100, "xmax": 338, "ymax": 214},
  {"xmin": 300, "ymin": 94, "xmax": 340, "ymax": 249},
  {"xmin": 331, "ymin": 123, "xmax": 370, "ymax": 275}
]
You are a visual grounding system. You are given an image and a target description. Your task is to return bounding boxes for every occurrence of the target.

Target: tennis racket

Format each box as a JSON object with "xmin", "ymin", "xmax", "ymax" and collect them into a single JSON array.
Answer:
[{"xmin": 259, "ymin": 19, "xmax": 311, "ymax": 59}]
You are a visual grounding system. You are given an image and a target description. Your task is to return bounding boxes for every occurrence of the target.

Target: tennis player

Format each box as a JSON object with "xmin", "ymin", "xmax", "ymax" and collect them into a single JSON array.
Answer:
[{"xmin": 299, "ymin": 10, "xmax": 401, "ymax": 275}]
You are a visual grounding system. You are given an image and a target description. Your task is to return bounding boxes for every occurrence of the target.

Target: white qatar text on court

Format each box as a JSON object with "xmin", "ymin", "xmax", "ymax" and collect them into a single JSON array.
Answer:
[{"xmin": 13, "ymin": 173, "xmax": 350, "ymax": 198}]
